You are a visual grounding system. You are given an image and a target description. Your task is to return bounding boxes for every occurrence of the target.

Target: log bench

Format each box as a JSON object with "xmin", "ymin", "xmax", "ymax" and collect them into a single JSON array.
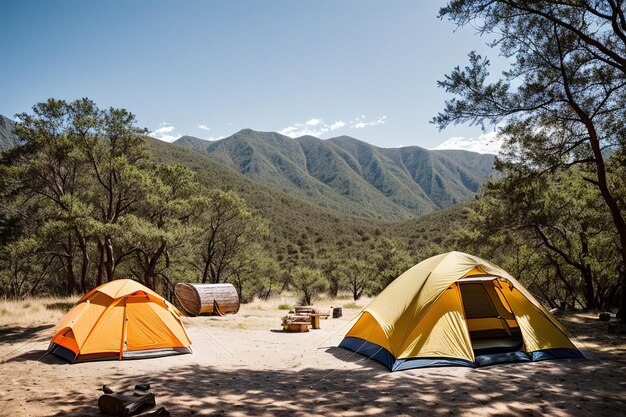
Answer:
[{"xmin": 281, "ymin": 309, "xmax": 330, "ymax": 332}]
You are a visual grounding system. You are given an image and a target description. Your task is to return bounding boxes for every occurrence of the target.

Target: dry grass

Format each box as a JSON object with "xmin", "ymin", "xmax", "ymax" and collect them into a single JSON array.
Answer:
[
  {"xmin": 0, "ymin": 292, "xmax": 370, "ymax": 329},
  {"xmin": 0, "ymin": 296, "xmax": 78, "ymax": 327},
  {"xmin": 181, "ymin": 292, "xmax": 371, "ymax": 331}
]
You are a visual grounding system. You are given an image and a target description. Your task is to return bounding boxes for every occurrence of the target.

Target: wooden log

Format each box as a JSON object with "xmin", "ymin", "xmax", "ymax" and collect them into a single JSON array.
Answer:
[
  {"xmin": 98, "ymin": 393, "xmax": 156, "ymax": 416},
  {"xmin": 175, "ymin": 283, "xmax": 240, "ymax": 316},
  {"xmin": 294, "ymin": 306, "xmax": 315, "ymax": 315}
]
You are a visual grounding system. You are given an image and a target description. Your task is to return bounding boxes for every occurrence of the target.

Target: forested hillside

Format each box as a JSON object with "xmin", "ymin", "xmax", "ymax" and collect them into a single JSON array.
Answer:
[
  {"xmin": 174, "ymin": 129, "xmax": 494, "ymax": 219},
  {"xmin": 146, "ymin": 137, "xmax": 383, "ymax": 241}
]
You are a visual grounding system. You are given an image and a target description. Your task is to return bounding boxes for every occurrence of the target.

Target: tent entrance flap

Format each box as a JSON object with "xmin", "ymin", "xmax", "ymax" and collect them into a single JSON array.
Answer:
[{"xmin": 459, "ymin": 280, "xmax": 524, "ymax": 357}]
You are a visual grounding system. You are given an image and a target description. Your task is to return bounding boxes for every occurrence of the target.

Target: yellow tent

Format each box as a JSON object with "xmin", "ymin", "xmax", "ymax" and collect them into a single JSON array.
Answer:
[
  {"xmin": 340, "ymin": 251, "xmax": 584, "ymax": 370},
  {"xmin": 48, "ymin": 279, "xmax": 192, "ymax": 363}
]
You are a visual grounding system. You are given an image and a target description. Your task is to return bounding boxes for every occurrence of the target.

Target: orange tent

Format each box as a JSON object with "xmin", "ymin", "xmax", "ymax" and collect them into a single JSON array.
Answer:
[{"xmin": 48, "ymin": 279, "xmax": 192, "ymax": 363}]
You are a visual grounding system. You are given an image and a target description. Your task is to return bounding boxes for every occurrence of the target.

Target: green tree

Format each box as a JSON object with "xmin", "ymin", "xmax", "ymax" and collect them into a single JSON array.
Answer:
[
  {"xmin": 2, "ymin": 99, "xmax": 106, "ymax": 294},
  {"xmin": 436, "ymin": 0, "xmax": 626, "ymax": 319},
  {"xmin": 0, "ymin": 237, "xmax": 53, "ymax": 297},
  {"xmin": 342, "ymin": 258, "xmax": 376, "ymax": 300},
  {"xmin": 230, "ymin": 244, "xmax": 280, "ymax": 303},
  {"xmin": 70, "ymin": 100, "xmax": 150, "ymax": 283},
  {"xmin": 196, "ymin": 189, "xmax": 267, "ymax": 284},
  {"xmin": 466, "ymin": 167, "xmax": 618, "ymax": 308},
  {"xmin": 128, "ymin": 164, "xmax": 203, "ymax": 291},
  {"xmin": 321, "ymin": 253, "xmax": 344, "ymax": 298},
  {"xmin": 371, "ymin": 238, "xmax": 412, "ymax": 292},
  {"xmin": 291, "ymin": 266, "xmax": 327, "ymax": 305}
]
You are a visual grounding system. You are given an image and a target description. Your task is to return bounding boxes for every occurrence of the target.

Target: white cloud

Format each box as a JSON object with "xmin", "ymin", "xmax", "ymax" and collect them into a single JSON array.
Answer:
[
  {"xmin": 197, "ymin": 124, "xmax": 211, "ymax": 131},
  {"xmin": 351, "ymin": 115, "xmax": 387, "ymax": 129},
  {"xmin": 433, "ymin": 131, "xmax": 503, "ymax": 154},
  {"xmin": 279, "ymin": 124, "xmax": 329, "ymax": 138},
  {"xmin": 150, "ymin": 123, "xmax": 181, "ymax": 142},
  {"xmin": 206, "ymin": 135, "xmax": 225, "ymax": 141},
  {"xmin": 279, "ymin": 118, "xmax": 333, "ymax": 138},
  {"xmin": 279, "ymin": 115, "xmax": 387, "ymax": 138},
  {"xmin": 330, "ymin": 121, "xmax": 346, "ymax": 130}
]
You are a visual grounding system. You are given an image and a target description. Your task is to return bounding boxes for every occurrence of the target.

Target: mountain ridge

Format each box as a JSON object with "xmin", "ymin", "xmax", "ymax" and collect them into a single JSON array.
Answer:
[
  {"xmin": 173, "ymin": 129, "xmax": 494, "ymax": 220},
  {"xmin": 0, "ymin": 115, "xmax": 19, "ymax": 149},
  {"xmin": 0, "ymin": 115, "xmax": 494, "ymax": 221}
]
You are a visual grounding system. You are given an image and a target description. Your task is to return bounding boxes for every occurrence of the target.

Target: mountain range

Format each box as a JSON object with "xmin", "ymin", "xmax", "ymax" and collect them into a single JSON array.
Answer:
[
  {"xmin": 0, "ymin": 115, "xmax": 494, "ymax": 221},
  {"xmin": 173, "ymin": 129, "xmax": 494, "ymax": 219}
]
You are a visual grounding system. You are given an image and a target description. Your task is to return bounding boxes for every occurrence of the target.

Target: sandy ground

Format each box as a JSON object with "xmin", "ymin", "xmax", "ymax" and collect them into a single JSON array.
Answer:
[{"xmin": 0, "ymin": 298, "xmax": 625, "ymax": 417}]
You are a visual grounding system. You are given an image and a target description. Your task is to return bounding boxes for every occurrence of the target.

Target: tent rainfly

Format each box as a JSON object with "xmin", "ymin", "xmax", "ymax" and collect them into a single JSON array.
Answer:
[
  {"xmin": 48, "ymin": 279, "xmax": 192, "ymax": 363},
  {"xmin": 340, "ymin": 251, "xmax": 585, "ymax": 371}
]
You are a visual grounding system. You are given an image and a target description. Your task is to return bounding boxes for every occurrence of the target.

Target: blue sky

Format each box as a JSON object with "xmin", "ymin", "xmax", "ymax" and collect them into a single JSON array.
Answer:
[{"xmin": 0, "ymin": 1, "xmax": 504, "ymax": 149}]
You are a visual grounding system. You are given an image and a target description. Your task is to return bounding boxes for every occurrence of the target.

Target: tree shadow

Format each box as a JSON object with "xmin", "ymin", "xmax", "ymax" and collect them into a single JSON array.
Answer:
[
  {"xmin": 18, "ymin": 353, "xmax": 623, "ymax": 416},
  {"xmin": 559, "ymin": 314, "xmax": 626, "ymax": 365},
  {"xmin": 5, "ymin": 313, "xmax": 625, "ymax": 416},
  {"xmin": 0, "ymin": 324, "xmax": 53, "ymax": 345},
  {"xmin": 324, "ymin": 346, "xmax": 391, "ymax": 372},
  {"xmin": 7, "ymin": 348, "xmax": 67, "ymax": 365}
]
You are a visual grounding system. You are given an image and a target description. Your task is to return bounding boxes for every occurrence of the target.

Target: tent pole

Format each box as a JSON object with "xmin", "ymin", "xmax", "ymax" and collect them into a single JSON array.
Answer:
[{"xmin": 119, "ymin": 297, "xmax": 127, "ymax": 361}]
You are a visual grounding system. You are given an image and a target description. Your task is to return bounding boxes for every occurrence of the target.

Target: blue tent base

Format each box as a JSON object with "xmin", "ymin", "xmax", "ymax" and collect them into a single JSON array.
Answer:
[
  {"xmin": 48, "ymin": 342, "xmax": 192, "ymax": 364},
  {"xmin": 339, "ymin": 337, "xmax": 585, "ymax": 372},
  {"xmin": 339, "ymin": 337, "xmax": 475, "ymax": 371}
]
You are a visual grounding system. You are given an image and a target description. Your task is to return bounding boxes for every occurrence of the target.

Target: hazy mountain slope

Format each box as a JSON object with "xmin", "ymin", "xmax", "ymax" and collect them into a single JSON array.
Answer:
[
  {"xmin": 174, "ymin": 130, "xmax": 494, "ymax": 220},
  {"xmin": 0, "ymin": 115, "xmax": 19, "ymax": 150}
]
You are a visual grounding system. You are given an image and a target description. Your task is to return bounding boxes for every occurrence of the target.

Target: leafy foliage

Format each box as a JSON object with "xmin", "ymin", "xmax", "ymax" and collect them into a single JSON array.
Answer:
[
  {"xmin": 436, "ymin": 0, "xmax": 626, "ymax": 318},
  {"xmin": 0, "ymin": 88, "xmax": 622, "ymax": 313},
  {"xmin": 0, "ymin": 99, "xmax": 268, "ymax": 300},
  {"xmin": 290, "ymin": 266, "xmax": 327, "ymax": 305}
]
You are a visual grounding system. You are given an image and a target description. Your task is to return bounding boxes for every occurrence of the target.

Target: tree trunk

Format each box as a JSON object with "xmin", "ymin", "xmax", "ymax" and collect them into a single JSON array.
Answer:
[
  {"xmin": 201, "ymin": 258, "xmax": 210, "ymax": 284},
  {"xmin": 76, "ymin": 228, "xmax": 90, "ymax": 292},
  {"xmin": 329, "ymin": 279, "xmax": 339, "ymax": 298},
  {"xmin": 143, "ymin": 241, "xmax": 167, "ymax": 290},
  {"xmin": 96, "ymin": 240, "xmax": 105, "ymax": 287},
  {"xmin": 566, "ymin": 86, "xmax": 626, "ymax": 321},
  {"xmin": 63, "ymin": 256, "xmax": 76, "ymax": 295},
  {"xmin": 104, "ymin": 236, "xmax": 115, "ymax": 282}
]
